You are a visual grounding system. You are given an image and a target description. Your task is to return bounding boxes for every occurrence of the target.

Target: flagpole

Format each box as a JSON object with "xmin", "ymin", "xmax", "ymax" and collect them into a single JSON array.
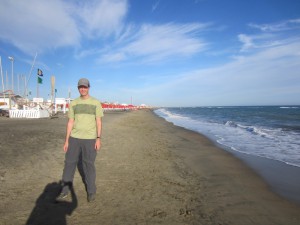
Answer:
[
  {"xmin": 51, "ymin": 76, "xmax": 55, "ymax": 114},
  {"xmin": 0, "ymin": 56, "xmax": 4, "ymax": 93},
  {"xmin": 18, "ymin": 74, "xmax": 20, "ymax": 95},
  {"xmin": 37, "ymin": 68, "xmax": 38, "ymax": 98},
  {"xmin": 25, "ymin": 52, "xmax": 37, "ymax": 99},
  {"xmin": 37, "ymin": 73, "xmax": 39, "ymax": 98},
  {"xmin": 0, "ymin": 57, "xmax": 6, "ymax": 105}
]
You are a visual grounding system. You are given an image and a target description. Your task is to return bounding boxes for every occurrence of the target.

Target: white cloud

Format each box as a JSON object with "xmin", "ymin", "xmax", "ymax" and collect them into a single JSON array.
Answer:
[
  {"xmin": 75, "ymin": 0, "xmax": 127, "ymax": 38},
  {"xmin": 238, "ymin": 34, "xmax": 255, "ymax": 51},
  {"xmin": 0, "ymin": 0, "xmax": 80, "ymax": 54},
  {"xmin": 99, "ymin": 52, "xmax": 126, "ymax": 63},
  {"xmin": 0, "ymin": 0, "xmax": 128, "ymax": 54},
  {"xmin": 249, "ymin": 18, "xmax": 300, "ymax": 32},
  {"xmin": 120, "ymin": 37, "xmax": 300, "ymax": 106},
  {"xmin": 238, "ymin": 19, "xmax": 300, "ymax": 52},
  {"xmin": 152, "ymin": 1, "xmax": 160, "ymax": 12},
  {"xmin": 0, "ymin": 0, "xmax": 207, "ymax": 64},
  {"xmin": 238, "ymin": 33, "xmax": 282, "ymax": 51},
  {"xmin": 98, "ymin": 23, "xmax": 209, "ymax": 64}
]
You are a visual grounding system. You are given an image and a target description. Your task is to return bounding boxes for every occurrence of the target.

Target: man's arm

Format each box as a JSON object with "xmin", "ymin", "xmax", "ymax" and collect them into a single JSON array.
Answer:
[
  {"xmin": 95, "ymin": 117, "xmax": 102, "ymax": 151},
  {"xmin": 63, "ymin": 118, "xmax": 74, "ymax": 152}
]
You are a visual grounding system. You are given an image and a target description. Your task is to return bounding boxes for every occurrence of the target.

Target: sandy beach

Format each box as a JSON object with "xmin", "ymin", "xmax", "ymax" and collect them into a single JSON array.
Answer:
[{"xmin": 0, "ymin": 109, "xmax": 300, "ymax": 225}]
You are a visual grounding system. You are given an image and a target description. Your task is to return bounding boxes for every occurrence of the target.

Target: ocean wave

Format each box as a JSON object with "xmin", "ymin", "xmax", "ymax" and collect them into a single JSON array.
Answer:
[
  {"xmin": 225, "ymin": 121, "xmax": 237, "ymax": 127},
  {"xmin": 155, "ymin": 107, "xmax": 300, "ymax": 167},
  {"xmin": 242, "ymin": 126, "xmax": 270, "ymax": 137},
  {"xmin": 156, "ymin": 108, "xmax": 190, "ymax": 120},
  {"xmin": 225, "ymin": 121, "xmax": 272, "ymax": 138},
  {"xmin": 280, "ymin": 106, "xmax": 299, "ymax": 109}
]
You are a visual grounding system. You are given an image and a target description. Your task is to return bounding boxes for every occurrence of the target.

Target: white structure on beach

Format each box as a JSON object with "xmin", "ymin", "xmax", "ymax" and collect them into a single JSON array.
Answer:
[
  {"xmin": 0, "ymin": 94, "xmax": 72, "ymax": 118},
  {"xmin": 0, "ymin": 94, "xmax": 23, "ymax": 110},
  {"xmin": 53, "ymin": 97, "xmax": 68, "ymax": 114},
  {"xmin": 9, "ymin": 108, "xmax": 50, "ymax": 118},
  {"xmin": 8, "ymin": 97, "xmax": 50, "ymax": 118}
]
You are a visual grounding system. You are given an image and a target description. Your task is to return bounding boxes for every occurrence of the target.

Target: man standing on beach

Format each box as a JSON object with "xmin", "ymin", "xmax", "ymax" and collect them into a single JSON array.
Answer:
[{"xmin": 57, "ymin": 78, "xmax": 103, "ymax": 202}]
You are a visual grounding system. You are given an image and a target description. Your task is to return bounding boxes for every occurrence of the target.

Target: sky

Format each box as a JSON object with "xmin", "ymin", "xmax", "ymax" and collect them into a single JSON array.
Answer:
[{"xmin": 0, "ymin": 0, "xmax": 300, "ymax": 107}]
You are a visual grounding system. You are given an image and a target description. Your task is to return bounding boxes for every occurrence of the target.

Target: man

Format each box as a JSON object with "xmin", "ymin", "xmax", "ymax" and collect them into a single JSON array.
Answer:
[{"xmin": 57, "ymin": 78, "xmax": 103, "ymax": 202}]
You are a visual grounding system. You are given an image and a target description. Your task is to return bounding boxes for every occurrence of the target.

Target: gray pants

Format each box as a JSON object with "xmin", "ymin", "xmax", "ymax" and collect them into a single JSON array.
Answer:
[{"xmin": 62, "ymin": 137, "xmax": 97, "ymax": 195}]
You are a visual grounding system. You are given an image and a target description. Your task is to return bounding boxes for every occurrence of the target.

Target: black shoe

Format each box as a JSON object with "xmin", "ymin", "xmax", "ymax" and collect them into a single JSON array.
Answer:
[{"xmin": 87, "ymin": 193, "xmax": 96, "ymax": 202}]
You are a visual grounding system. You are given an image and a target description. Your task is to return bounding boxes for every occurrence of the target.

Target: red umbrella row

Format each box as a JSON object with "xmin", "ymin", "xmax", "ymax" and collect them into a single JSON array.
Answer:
[{"xmin": 101, "ymin": 103, "xmax": 138, "ymax": 111}]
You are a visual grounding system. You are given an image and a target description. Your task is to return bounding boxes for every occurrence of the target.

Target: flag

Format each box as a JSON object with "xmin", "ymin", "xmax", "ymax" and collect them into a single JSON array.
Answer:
[
  {"xmin": 38, "ymin": 77, "xmax": 43, "ymax": 84},
  {"xmin": 37, "ymin": 69, "xmax": 43, "ymax": 76}
]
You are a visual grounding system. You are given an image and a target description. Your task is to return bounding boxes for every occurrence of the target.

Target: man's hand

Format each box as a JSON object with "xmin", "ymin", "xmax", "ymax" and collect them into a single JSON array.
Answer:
[
  {"xmin": 63, "ymin": 118, "xmax": 74, "ymax": 153},
  {"xmin": 95, "ymin": 138, "xmax": 101, "ymax": 151},
  {"xmin": 63, "ymin": 141, "xmax": 69, "ymax": 152}
]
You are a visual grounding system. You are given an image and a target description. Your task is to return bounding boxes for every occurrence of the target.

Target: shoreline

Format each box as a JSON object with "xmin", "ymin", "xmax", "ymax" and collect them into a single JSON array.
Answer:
[
  {"xmin": 153, "ymin": 110, "xmax": 300, "ymax": 206},
  {"xmin": 0, "ymin": 110, "xmax": 300, "ymax": 225},
  {"xmin": 227, "ymin": 149, "xmax": 300, "ymax": 205}
]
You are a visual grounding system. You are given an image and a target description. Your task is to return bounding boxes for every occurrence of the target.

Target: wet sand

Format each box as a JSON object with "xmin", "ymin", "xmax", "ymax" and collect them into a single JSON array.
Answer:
[
  {"xmin": 225, "ymin": 149, "xmax": 300, "ymax": 205},
  {"xmin": 0, "ymin": 110, "xmax": 300, "ymax": 225}
]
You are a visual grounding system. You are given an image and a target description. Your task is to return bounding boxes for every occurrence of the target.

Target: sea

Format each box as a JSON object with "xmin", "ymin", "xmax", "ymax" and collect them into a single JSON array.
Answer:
[{"xmin": 154, "ymin": 106, "xmax": 300, "ymax": 168}]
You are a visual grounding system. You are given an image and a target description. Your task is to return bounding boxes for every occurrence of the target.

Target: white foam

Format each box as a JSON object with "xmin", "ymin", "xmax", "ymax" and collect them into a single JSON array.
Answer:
[
  {"xmin": 154, "ymin": 108, "xmax": 300, "ymax": 168},
  {"xmin": 280, "ymin": 106, "xmax": 299, "ymax": 109}
]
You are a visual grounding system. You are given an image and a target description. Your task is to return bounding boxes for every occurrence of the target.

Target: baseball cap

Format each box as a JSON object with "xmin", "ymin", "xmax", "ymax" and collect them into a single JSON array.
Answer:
[{"xmin": 78, "ymin": 78, "xmax": 90, "ymax": 87}]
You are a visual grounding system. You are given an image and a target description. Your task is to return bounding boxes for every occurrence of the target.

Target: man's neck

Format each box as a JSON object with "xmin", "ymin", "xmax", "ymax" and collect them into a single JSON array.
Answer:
[{"xmin": 80, "ymin": 94, "xmax": 90, "ymax": 100}]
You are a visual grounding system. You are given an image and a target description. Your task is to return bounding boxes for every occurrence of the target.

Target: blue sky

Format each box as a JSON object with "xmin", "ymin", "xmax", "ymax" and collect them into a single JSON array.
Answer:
[{"xmin": 0, "ymin": 0, "xmax": 300, "ymax": 107}]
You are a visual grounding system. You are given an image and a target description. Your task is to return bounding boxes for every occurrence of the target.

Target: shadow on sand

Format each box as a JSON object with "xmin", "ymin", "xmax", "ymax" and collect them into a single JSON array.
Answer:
[{"xmin": 26, "ymin": 181, "xmax": 77, "ymax": 225}]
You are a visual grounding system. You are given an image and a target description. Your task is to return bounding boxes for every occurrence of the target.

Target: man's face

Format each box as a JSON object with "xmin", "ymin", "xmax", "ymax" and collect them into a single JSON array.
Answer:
[{"xmin": 78, "ymin": 85, "xmax": 89, "ymax": 97}]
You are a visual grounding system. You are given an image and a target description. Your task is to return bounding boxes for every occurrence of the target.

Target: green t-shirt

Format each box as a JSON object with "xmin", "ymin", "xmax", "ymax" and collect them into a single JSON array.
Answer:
[{"xmin": 68, "ymin": 96, "xmax": 104, "ymax": 139}]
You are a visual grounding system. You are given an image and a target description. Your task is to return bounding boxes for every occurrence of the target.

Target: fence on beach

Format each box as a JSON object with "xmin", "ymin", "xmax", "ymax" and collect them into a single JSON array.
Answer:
[{"xmin": 9, "ymin": 109, "xmax": 50, "ymax": 118}]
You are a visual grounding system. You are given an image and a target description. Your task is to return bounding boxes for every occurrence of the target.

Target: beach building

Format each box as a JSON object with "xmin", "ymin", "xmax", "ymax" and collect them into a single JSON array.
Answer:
[
  {"xmin": 0, "ymin": 93, "xmax": 24, "ymax": 110},
  {"xmin": 52, "ymin": 97, "xmax": 69, "ymax": 114}
]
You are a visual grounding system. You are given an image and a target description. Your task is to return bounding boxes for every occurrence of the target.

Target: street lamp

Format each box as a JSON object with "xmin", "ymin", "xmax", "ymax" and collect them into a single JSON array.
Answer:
[{"xmin": 8, "ymin": 56, "xmax": 14, "ymax": 93}]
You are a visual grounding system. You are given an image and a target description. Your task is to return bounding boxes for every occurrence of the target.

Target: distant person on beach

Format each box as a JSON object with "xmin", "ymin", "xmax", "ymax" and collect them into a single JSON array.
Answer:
[{"xmin": 56, "ymin": 78, "xmax": 103, "ymax": 203}]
